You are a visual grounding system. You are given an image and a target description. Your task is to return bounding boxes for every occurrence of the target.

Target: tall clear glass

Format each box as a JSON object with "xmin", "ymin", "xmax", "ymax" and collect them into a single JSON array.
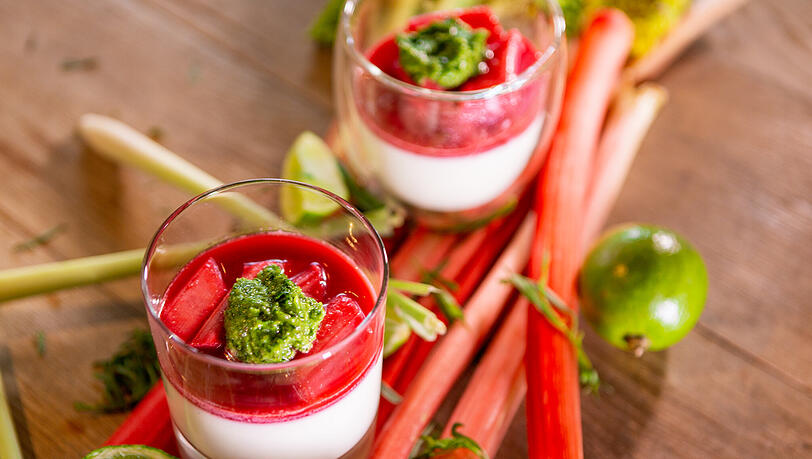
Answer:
[
  {"xmin": 142, "ymin": 179, "xmax": 388, "ymax": 459},
  {"xmin": 334, "ymin": 0, "xmax": 566, "ymax": 230}
]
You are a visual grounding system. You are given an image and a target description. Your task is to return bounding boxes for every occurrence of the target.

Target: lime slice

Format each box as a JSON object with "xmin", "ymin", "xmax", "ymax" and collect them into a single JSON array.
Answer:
[
  {"xmin": 383, "ymin": 313, "xmax": 411, "ymax": 358},
  {"xmin": 281, "ymin": 132, "xmax": 350, "ymax": 224},
  {"xmin": 83, "ymin": 445, "xmax": 178, "ymax": 459}
]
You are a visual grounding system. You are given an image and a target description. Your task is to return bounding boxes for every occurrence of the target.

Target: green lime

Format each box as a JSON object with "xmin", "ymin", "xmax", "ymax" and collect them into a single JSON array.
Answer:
[
  {"xmin": 83, "ymin": 445, "xmax": 177, "ymax": 459},
  {"xmin": 280, "ymin": 131, "xmax": 350, "ymax": 224},
  {"xmin": 383, "ymin": 312, "xmax": 411, "ymax": 357},
  {"xmin": 579, "ymin": 224, "xmax": 708, "ymax": 355}
]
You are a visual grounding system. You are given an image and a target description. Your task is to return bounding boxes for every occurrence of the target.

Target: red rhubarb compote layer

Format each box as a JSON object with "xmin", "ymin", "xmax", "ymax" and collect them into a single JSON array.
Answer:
[
  {"xmin": 357, "ymin": 6, "xmax": 546, "ymax": 156},
  {"xmin": 156, "ymin": 232, "xmax": 381, "ymax": 422}
]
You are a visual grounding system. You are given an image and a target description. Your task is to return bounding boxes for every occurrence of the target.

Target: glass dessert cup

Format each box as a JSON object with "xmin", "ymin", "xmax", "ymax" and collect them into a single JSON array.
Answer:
[
  {"xmin": 141, "ymin": 179, "xmax": 388, "ymax": 459},
  {"xmin": 334, "ymin": 0, "xmax": 566, "ymax": 230}
]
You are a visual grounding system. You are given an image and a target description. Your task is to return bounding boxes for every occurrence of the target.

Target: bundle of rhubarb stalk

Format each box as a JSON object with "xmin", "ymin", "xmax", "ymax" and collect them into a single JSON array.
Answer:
[{"xmin": 0, "ymin": 0, "xmax": 746, "ymax": 457}]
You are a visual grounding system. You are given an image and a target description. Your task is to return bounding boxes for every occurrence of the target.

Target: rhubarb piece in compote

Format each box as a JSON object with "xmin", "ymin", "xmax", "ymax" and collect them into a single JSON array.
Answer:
[
  {"xmin": 308, "ymin": 294, "xmax": 365, "ymax": 355},
  {"xmin": 240, "ymin": 258, "xmax": 288, "ymax": 279},
  {"xmin": 159, "ymin": 257, "xmax": 228, "ymax": 341}
]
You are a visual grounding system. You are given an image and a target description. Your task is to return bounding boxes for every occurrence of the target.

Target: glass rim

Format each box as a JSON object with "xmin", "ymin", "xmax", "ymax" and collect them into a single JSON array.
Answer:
[
  {"xmin": 141, "ymin": 178, "xmax": 389, "ymax": 372},
  {"xmin": 340, "ymin": 0, "xmax": 565, "ymax": 102}
]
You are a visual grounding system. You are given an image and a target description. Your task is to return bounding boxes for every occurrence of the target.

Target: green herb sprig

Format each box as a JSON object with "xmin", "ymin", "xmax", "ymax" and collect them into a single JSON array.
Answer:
[
  {"xmin": 12, "ymin": 223, "xmax": 67, "ymax": 253},
  {"xmin": 506, "ymin": 256, "xmax": 600, "ymax": 393},
  {"xmin": 413, "ymin": 423, "xmax": 489, "ymax": 459},
  {"xmin": 75, "ymin": 329, "xmax": 160, "ymax": 413}
]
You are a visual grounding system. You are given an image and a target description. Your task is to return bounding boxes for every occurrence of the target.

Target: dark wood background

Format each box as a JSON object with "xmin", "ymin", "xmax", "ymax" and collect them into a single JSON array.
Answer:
[{"xmin": 0, "ymin": 0, "xmax": 810, "ymax": 457}]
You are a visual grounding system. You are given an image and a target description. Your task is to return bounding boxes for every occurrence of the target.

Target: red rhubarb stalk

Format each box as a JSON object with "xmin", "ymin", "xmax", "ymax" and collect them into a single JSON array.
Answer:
[
  {"xmin": 442, "ymin": 298, "xmax": 529, "ymax": 457},
  {"xmin": 103, "ymin": 382, "xmax": 177, "ymax": 455},
  {"xmin": 382, "ymin": 229, "xmax": 456, "ymax": 383},
  {"xmin": 443, "ymin": 81, "xmax": 666, "ymax": 456},
  {"xmin": 392, "ymin": 200, "xmax": 530, "ymax": 393},
  {"xmin": 372, "ymin": 215, "xmax": 535, "ymax": 458},
  {"xmin": 525, "ymin": 10, "xmax": 633, "ymax": 459}
]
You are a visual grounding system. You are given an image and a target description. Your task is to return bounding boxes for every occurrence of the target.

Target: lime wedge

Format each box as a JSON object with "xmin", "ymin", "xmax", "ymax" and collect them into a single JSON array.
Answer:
[
  {"xmin": 83, "ymin": 445, "xmax": 178, "ymax": 459},
  {"xmin": 281, "ymin": 132, "xmax": 350, "ymax": 224},
  {"xmin": 383, "ymin": 312, "xmax": 411, "ymax": 357}
]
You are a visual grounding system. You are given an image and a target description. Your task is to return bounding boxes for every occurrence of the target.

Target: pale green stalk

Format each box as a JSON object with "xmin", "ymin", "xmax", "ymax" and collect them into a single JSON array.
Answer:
[
  {"xmin": 0, "ymin": 243, "xmax": 205, "ymax": 303},
  {"xmin": 389, "ymin": 278, "xmax": 439, "ymax": 297},
  {"xmin": 0, "ymin": 368, "xmax": 22, "ymax": 459},
  {"xmin": 387, "ymin": 291, "xmax": 447, "ymax": 341},
  {"xmin": 78, "ymin": 114, "xmax": 285, "ymax": 228}
]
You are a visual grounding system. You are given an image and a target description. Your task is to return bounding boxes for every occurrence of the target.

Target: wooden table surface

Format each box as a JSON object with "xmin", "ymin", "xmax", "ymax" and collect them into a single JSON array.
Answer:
[{"xmin": 1, "ymin": 1, "xmax": 810, "ymax": 457}]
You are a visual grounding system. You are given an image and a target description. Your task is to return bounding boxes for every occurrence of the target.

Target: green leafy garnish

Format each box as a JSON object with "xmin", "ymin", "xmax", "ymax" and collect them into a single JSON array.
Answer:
[
  {"xmin": 61, "ymin": 57, "xmax": 98, "ymax": 71},
  {"xmin": 309, "ymin": 0, "xmax": 345, "ymax": 46},
  {"xmin": 75, "ymin": 329, "xmax": 160, "ymax": 413},
  {"xmin": 558, "ymin": 0, "xmax": 588, "ymax": 37},
  {"xmin": 33, "ymin": 330, "xmax": 46, "ymax": 357},
  {"xmin": 413, "ymin": 423, "xmax": 489, "ymax": 459},
  {"xmin": 13, "ymin": 223, "xmax": 67, "ymax": 252},
  {"xmin": 396, "ymin": 18, "xmax": 489, "ymax": 88},
  {"xmin": 506, "ymin": 270, "xmax": 599, "ymax": 393},
  {"xmin": 225, "ymin": 265, "xmax": 325, "ymax": 364},
  {"xmin": 421, "ymin": 261, "xmax": 460, "ymax": 294}
]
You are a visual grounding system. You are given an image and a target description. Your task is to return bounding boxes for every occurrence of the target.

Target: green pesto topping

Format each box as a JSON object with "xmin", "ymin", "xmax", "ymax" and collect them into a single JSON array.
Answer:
[
  {"xmin": 224, "ymin": 265, "xmax": 325, "ymax": 364},
  {"xmin": 396, "ymin": 18, "xmax": 489, "ymax": 89}
]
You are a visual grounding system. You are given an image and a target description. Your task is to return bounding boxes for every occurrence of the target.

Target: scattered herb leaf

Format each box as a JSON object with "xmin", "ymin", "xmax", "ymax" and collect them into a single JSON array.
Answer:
[
  {"xmin": 338, "ymin": 164, "xmax": 385, "ymax": 212},
  {"xmin": 75, "ymin": 329, "xmax": 160, "ymax": 413},
  {"xmin": 309, "ymin": 0, "xmax": 344, "ymax": 46},
  {"xmin": 413, "ymin": 423, "xmax": 489, "ymax": 459},
  {"xmin": 146, "ymin": 126, "xmax": 164, "ymax": 143},
  {"xmin": 432, "ymin": 289, "xmax": 464, "ymax": 324},
  {"xmin": 506, "ymin": 272, "xmax": 600, "ymax": 394},
  {"xmin": 33, "ymin": 330, "xmax": 46, "ymax": 357},
  {"xmin": 61, "ymin": 57, "xmax": 98, "ymax": 71},
  {"xmin": 13, "ymin": 223, "xmax": 67, "ymax": 253},
  {"xmin": 187, "ymin": 62, "xmax": 202, "ymax": 84},
  {"xmin": 381, "ymin": 381, "xmax": 404, "ymax": 404},
  {"xmin": 420, "ymin": 261, "xmax": 459, "ymax": 293}
]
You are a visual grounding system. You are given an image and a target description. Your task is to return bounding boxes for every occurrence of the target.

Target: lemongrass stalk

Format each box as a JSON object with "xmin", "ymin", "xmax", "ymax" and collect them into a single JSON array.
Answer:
[
  {"xmin": 78, "ymin": 114, "xmax": 284, "ymax": 228},
  {"xmin": 0, "ymin": 368, "xmax": 22, "ymax": 459},
  {"xmin": 0, "ymin": 242, "xmax": 205, "ymax": 303},
  {"xmin": 0, "ymin": 249, "xmax": 143, "ymax": 302}
]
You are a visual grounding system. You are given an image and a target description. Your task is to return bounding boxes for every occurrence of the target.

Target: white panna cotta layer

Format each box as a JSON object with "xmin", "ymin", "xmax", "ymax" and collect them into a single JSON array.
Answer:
[
  {"xmin": 166, "ymin": 356, "xmax": 382, "ymax": 459},
  {"xmin": 356, "ymin": 114, "xmax": 543, "ymax": 212}
]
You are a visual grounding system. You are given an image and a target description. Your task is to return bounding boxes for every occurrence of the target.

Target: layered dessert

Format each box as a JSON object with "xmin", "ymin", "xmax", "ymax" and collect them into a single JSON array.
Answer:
[
  {"xmin": 155, "ymin": 232, "xmax": 381, "ymax": 459},
  {"xmin": 348, "ymin": 6, "xmax": 548, "ymax": 214}
]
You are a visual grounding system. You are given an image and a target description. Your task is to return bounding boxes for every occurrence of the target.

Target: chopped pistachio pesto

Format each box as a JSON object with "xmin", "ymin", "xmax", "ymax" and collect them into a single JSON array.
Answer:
[
  {"xmin": 224, "ymin": 265, "xmax": 325, "ymax": 364},
  {"xmin": 396, "ymin": 18, "xmax": 489, "ymax": 89}
]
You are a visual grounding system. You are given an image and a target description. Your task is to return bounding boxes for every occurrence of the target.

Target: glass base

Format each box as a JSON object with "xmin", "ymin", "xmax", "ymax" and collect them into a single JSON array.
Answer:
[{"xmin": 173, "ymin": 416, "xmax": 376, "ymax": 459}]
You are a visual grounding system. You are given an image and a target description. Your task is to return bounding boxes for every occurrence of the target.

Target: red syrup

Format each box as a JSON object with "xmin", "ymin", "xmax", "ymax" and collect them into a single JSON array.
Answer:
[
  {"xmin": 356, "ymin": 6, "xmax": 547, "ymax": 156},
  {"xmin": 158, "ymin": 231, "xmax": 381, "ymax": 423}
]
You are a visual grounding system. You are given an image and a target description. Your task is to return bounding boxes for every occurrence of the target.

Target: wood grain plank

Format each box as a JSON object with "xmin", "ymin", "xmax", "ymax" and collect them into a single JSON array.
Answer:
[
  {"xmin": 149, "ymin": 0, "xmax": 334, "ymax": 106},
  {"xmin": 0, "ymin": 0, "xmax": 809, "ymax": 457},
  {"xmin": 495, "ymin": 328, "xmax": 812, "ymax": 459},
  {"xmin": 605, "ymin": 53, "xmax": 812, "ymax": 388}
]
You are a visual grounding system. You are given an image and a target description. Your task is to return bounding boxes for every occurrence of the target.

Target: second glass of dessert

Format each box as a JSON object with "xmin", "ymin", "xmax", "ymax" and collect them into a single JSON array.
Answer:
[
  {"xmin": 141, "ymin": 179, "xmax": 388, "ymax": 459},
  {"xmin": 335, "ymin": 0, "xmax": 566, "ymax": 229}
]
